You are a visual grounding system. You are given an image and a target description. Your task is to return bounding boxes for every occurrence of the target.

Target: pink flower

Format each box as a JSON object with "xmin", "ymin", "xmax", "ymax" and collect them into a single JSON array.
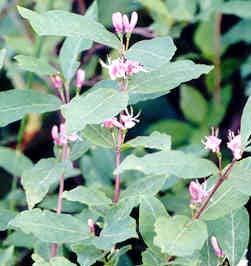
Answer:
[
  {"xmin": 202, "ymin": 128, "xmax": 222, "ymax": 153},
  {"xmin": 76, "ymin": 69, "xmax": 85, "ymax": 88},
  {"xmin": 112, "ymin": 12, "xmax": 124, "ymax": 33},
  {"xmin": 123, "ymin": 12, "xmax": 138, "ymax": 33},
  {"xmin": 103, "ymin": 118, "xmax": 124, "ymax": 129},
  {"xmin": 50, "ymin": 74, "xmax": 63, "ymax": 89},
  {"xmin": 120, "ymin": 107, "xmax": 140, "ymax": 129},
  {"xmin": 100, "ymin": 58, "xmax": 145, "ymax": 80},
  {"xmin": 211, "ymin": 236, "xmax": 224, "ymax": 258},
  {"xmin": 227, "ymin": 130, "xmax": 243, "ymax": 160},
  {"xmin": 88, "ymin": 218, "xmax": 95, "ymax": 234},
  {"xmin": 189, "ymin": 181, "xmax": 208, "ymax": 204},
  {"xmin": 51, "ymin": 123, "xmax": 79, "ymax": 146}
]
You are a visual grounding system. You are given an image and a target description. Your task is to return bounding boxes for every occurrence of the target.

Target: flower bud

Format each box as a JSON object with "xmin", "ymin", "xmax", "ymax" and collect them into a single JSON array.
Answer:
[
  {"xmin": 50, "ymin": 74, "xmax": 63, "ymax": 89},
  {"xmin": 76, "ymin": 69, "xmax": 85, "ymax": 89},
  {"xmin": 211, "ymin": 236, "xmax": 224, "ymax": 257},
  {"xmin": 112, "ymin": 12, "xmax": 123, "ymax": 33},
  {"xmin": 88, "ymin": 218, "xmax": 95, "ymax": 234}
]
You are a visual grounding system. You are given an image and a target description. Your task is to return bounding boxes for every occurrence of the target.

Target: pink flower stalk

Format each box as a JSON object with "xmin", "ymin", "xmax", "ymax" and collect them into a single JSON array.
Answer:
[
  {"xmin": 88, "ymin": 218, "xmax": 95, "ymax": 234},
  {"xmin": 123, "ymin": 12, "xmax": 138, "ymax": 33},
  {"xmin": 189, "ymin": 181, "xmax": 208, "ymax": 204},
  {"xmin": 51, "ymin": 124, "xmax": 79, "ymax": 146},
  {"xmin": 112, "ymin": 12, "xmax": 124, "ymax": 33},
  {"xmin": 103, "ymin": 118, "xmax": 124, "ymax": 129},
  {"xmin": 120, "ymin": 107, "xmax": 140, "ymax": 129},
  {"xmin": 202, "ymin": 128, "xmax": 222, "ymax": 153},
  {"xmin": 76, "ymin": 69, "xmax": 85, "ymax": 88},
  {"xmin": 50, "ymin": 74, "xmax": 63, "ymax": 89},
  {"xmin": 211, "ymin": 236, "xmax": 224, "ymax": 258},
  {"xmin": 100, "ymin": 58, "xmax": 145, "ymax": 80},
  {"xmin": 227, "ymin": 130, "xmax": 243, "ymax": 160}
]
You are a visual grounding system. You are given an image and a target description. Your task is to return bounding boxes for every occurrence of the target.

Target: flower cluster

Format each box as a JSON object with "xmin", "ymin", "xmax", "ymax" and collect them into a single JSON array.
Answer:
[
  {"xmin": 202, "ymin": 128, "xmax": 243, "ymax": 160},
  {"xmin": 51, "ymin": 123, "xmax": 79, "ymax": 146},
  {"xmin": 189, "ymin": 181, "xmax": 208, "ymax": 205},
  {"xmin": 101, "ymin": 57, "xmax": 145, "ymax": 80},
  {"xmin": 112, "ymin": 11, "xmax": 138, "ymax": 35},
  {"xmin": 103, "ymin": 107, "xmax": 140, "ymax": 130}
]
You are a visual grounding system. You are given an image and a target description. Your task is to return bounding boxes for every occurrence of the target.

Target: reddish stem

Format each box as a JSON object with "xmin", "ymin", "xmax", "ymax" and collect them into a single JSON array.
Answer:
[
  {"xmin": 113, "ymin": 128, "xmax": 123, "ymax": 203},
  {"xmin": 50, "ymin": 142, "xmax": 69, "ymax": 257},
  {"xmin": 194, "ymin": 160, "xmax": 236, "ymax": 219}
]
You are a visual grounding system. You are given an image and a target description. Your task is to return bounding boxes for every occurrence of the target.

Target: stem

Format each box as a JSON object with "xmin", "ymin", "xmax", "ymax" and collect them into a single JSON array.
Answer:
[
  {"xmin": 194, "ymin": 160, "xmax": 236, "ymax": 219},
  {"xmin": 51, "ymin": 143, "xmax": 69, "ymax": 257},
  {"xmin": 213, "ymin": 12, "xmax": 222, "ymax": 104},
  {"xmin": 113, "ymin": 128, "xmax": 123, "ymax": 203}
]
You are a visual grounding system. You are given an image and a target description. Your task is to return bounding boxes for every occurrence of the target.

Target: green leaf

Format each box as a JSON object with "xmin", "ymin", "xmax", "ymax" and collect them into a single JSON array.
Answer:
[
  {"xmin": 22, "ymin": 158, "xmax": 72, "ymax": 209},
  {"xmin": 200, "ymin": 238, "xmax": 219, "ymax": 266},
  {"xmin": 82, "ymin": 124, "xmax": 114, "ymax": 148},
  {"xmin": 0, "ymin": 48, "xmax": 6, "ymax": 69},
  {"xmin": 128, "ymin": 60, "xmax": 213, "ymax": 104},
  {"xmin": 223, "ymin": 20, "xmax": 251, "ymax": 47},
  {"xmin": 180, "ymin": 85, "xmax": 207, "ymax": 124},
  {"xmin": 121, "ymin": 175, "xmax": 168, "ymax": 202},
  {"xmin": 241, "ymin": 96, "xmax": 251, "ymax": 148},
  {"xmin": 59, "ymin": 37, "xmax": 92, "ymax": 83},
  {"xmin": 125, "ymin": 36, "xmax": 176, "ymax": 70},
  {"xmin": 9, "ymin": 209, "xmax": 89, "ymax": 243},
  {"xmin": 125, "ymin": 132, "xmax": 171, "ymax": 151},
  {"xmin": 220, "ymin": 1, "xmax": 251, "ymax": 18},
  {"xmin": 147, "ymin": 119, "xmax": 193, "ymax": 146},
  {"xmin": 18, "ymin": 6, "xmax": 120, "ymax": 49},
  {"xmin": 207, "ymin": 208, "xmax": 249, "ymax": 266},
  {"xmin": 139, "ymin": 196, "xmax": 167, "ymax": 252},
  {"xmin": 93, "ymin": 216, "xmax": 137, "ymax": 250},
  {"xmin": 62, "ymin": 89, "xmax": 128, "ymax": 133},
  {"xmin": 166, "ymin": 0, "xmax": 197, "ymax": 21},
  {"xmin": 32, "ymin": 254, "xmax": 76, "ymax": 266},
  {"xmin": 228, "ymin": 158, "xmax": 251, "ymax": 195},
  {"xmin": 201, "ymin": 177, "xmax": 248, "ymax": 220},
  {"xmin": 0, "ymin": 147, "xmax": 33, "ymax": 176},
  {"xmin": 115, "ymin": 150, "xmax": 218, "ymax": 179},
  {"xmin": 71, "ymin": 244, "xmax": 103, "ymax": 266},
  {"xmin": 0, "ymin": 89, "xmax": 61, "ymax": 127},
  {"xmin": 15, "ymin": 55, "xmax": 56, "ymax": 76},
  {"xmin": 4, "ymin": 230, "xmax": 36, "ymax": 248},
  {"xmin": 0, "ymin": 208, "xmax": 16, "ymax": 231},
  {"xmin": 0, "ymin": 246, "xmax": 14, "ymax": 266},
  {"xmin": 63, "ymin": 186, "xmax": 112, "ymax": 206},
  {"xmin": 141, "ymin": 249, "xmax": 166, "ymax": 266},
  {"xmin": 154, "ymin": 215, "xmax": 208, "ymax": 256},
  {"xmin": 70, "ymin": 140, "xmax": 91, "ymax": 161}
]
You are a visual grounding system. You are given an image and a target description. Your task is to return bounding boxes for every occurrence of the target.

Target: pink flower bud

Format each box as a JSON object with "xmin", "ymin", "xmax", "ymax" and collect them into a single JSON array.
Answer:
[
  {"xmin": 189, "ymin": 181, "xmax": 207, "ymax": 204},
  {"xmin": 202, "ymin": 128, "xmax": 222, "ymax": 153},
  {"xmin": 51, "ymin": 123, "xmax": 79, "ymax": 146},
  {"xmin": 50, "ymin": 75, "xmax": 63, "ymax": 89},
  {"xmin": 112, "ymin": 12, "xmax": 123, "ymax": 33},
  {"xmin": 103, "ymin": 118, "xmax": 124, "ymax": 129},
  {"xmin": 76, "ymin": 69, "xmax": 85, "ymax": 88},
  {"xmin": 123, "ymin": 12, "xmax": 138, "ymax": 33},
  {"xmin": 211, "ymin": 236, "xmax": 224, "ymax": 257},
  {"xmin": 227, "ymin": 130, "xmax": 243, "ymax": 160},
  {"xmin": 88, "ymin": 218, "xmax": 95, "ymax": 234}
]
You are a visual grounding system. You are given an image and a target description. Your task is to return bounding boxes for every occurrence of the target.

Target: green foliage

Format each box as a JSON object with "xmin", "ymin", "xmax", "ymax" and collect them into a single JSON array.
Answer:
[
  {"xmin": 154, "ymin": 215, "xmax": 208, "ymax": 256},
  {"xmin": 22, "ymin": 158, "xmax": 73, "ymax": 209},
  {"xmin": 125, "ymin": 131, "xmax": 171, "ymax": 150},
  {"xmin": 126, "ymin": 36, "xmax": 176, "ymax": 70},
  {"xmin": 62, "ymin": 89, "xmax": 128, "ymax": 133},
  {"xmin": 15, "ymin": 55, "xmax": 56, "ymax": 76},
  {"xmin": 116, "ymin": 150, "xmax": 218, "ymax": 179},
  {"xmin": 0, "ymin": 147, "xmax": 33, "ymax": 176},
  {"xmin": 17, "ymin": 6, "xmax": 120, "ymax": 49},
  {"xmin": 9, "ymin": 209, "xmax": 89, "ymax": 243},
  {"xmin": 0, "ymin": 90, "xmax": 61, "ymax": 127}
]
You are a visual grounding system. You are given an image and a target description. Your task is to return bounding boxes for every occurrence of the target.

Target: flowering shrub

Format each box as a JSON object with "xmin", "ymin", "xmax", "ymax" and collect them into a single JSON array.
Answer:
[{"xmin": 0, "ymin": 1, "xmax": 251, "ymax": 266}]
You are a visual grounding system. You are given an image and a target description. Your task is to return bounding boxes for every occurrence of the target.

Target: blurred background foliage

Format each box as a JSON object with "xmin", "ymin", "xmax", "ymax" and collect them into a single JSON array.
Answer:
[{"xmin": 0, "ymin": 0, "xmax": 251, "ymax": 265}]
